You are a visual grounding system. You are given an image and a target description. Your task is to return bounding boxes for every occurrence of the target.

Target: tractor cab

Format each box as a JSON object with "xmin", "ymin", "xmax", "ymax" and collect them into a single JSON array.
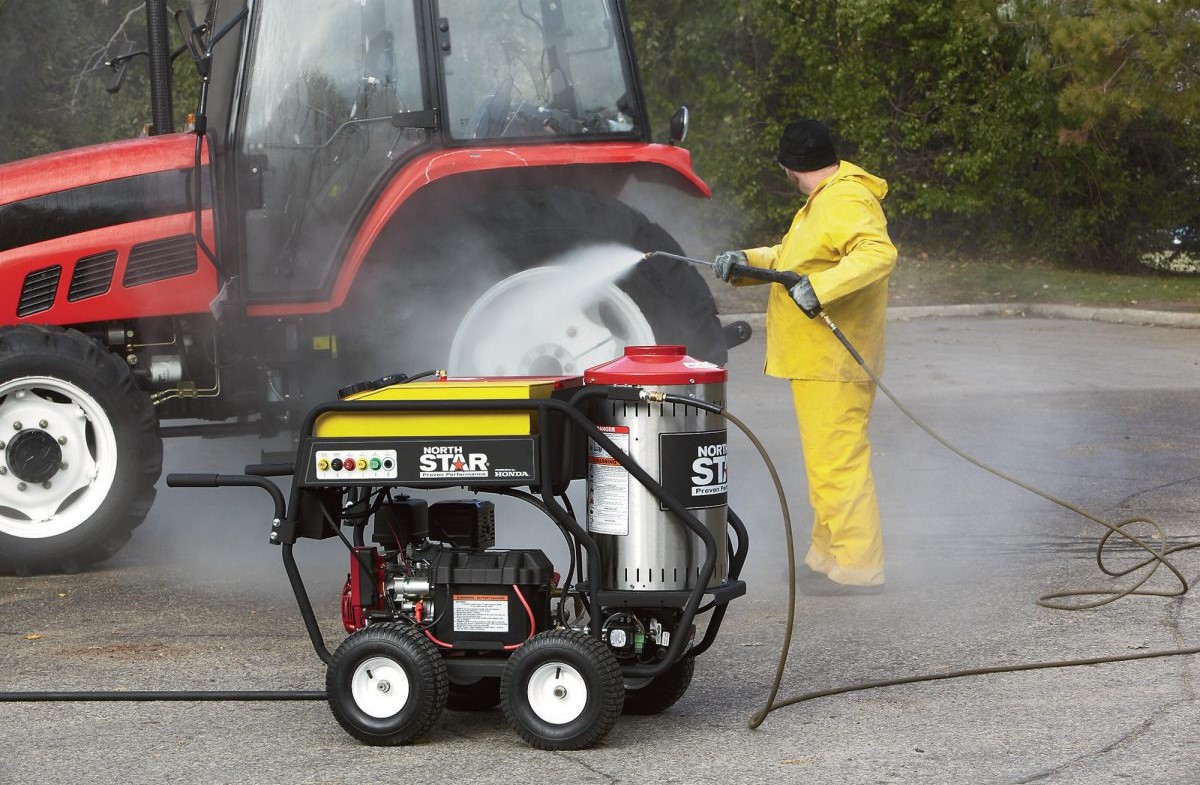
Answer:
[{"xmin": 227, "ymin": 0, "xmax": 644, "ymax": 299}]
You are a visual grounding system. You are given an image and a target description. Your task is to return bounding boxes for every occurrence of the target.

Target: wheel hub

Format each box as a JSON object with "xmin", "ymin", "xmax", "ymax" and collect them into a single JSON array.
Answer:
[
  {"xmin": 6, "ymin": 429, "xmax": 63, "ymax": 484},
  {"xmin": 0, "ymin": 376, "xmax": 114, "ymax": 537},
  {"xmin": 449, "ymin": 266, "xmax": 656, "ymax": 376},
  {"xmin": 526, "ymin": 661, "xmax": 588, "ymax": 725}
]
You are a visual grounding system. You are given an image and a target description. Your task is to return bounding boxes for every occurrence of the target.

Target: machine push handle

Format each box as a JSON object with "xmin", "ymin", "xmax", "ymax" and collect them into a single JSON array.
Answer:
[
  {"xmin": 166, "ymin": 472, "xmax": 287, "ymax": 521},
  {"xmin": 165, "ymin": 473, "xmax": 220, "ymax": 487}
]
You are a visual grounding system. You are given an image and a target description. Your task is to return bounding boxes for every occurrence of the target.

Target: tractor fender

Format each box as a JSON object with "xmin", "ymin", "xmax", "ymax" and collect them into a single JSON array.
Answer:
[{"xmin": 246, "ymin": 142, "xmax": 710, "ymax": 318}]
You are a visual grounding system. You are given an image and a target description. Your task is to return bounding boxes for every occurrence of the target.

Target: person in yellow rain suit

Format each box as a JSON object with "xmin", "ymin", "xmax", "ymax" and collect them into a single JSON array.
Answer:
[{"xmin": 714, "ymin": 119, "xmax": 896, "ymax": 595}]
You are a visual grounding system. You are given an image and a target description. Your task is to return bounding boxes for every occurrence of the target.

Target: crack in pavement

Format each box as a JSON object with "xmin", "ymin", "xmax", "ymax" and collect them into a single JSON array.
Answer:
[
  {"xmin": 1012, "ymin": 695, "xmax": 1196, "ymax": 784},
  {"xmin": 553, "ymin": 751, "xmax": 620, "ymax": 784},
  {"xmin": 1012, "ymin": 570, "xmax": 1200, "ymax": 784}
]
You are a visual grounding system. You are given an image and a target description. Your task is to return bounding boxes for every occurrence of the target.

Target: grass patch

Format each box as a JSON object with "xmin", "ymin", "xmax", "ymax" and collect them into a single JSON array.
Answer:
[{"xmin": 890, "ymin": 257, "xmax": 1200, "ymax": 311}]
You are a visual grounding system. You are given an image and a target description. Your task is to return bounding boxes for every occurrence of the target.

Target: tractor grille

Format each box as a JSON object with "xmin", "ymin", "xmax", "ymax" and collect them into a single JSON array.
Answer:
[
  {"xmin": 67, "ymin": 250, "xmax": 118, "ymax": 301},
  {"xmin": 17, "ymin": 266, "xmax": 62, "ymax": 317},
  {"xmin": 122, "ymin": 234, "xmax": 197, "ymax": 287}
]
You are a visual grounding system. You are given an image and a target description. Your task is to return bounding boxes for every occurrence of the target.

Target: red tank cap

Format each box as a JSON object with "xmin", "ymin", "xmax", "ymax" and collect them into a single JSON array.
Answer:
[{"xmin": 584, "ymin": 345, "xmax": 726, "ymax": 386}]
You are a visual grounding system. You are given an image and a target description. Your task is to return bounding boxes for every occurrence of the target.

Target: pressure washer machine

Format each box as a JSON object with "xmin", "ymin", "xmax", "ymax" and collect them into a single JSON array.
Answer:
[{"xmin": 167, "ymin": 345, "xmax": 747, "ymax": 750}]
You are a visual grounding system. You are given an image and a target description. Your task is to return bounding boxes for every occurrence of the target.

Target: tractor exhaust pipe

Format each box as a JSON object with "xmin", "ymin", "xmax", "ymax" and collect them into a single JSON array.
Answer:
[{"xmin": 145, "ymin": 0, "xmax": 175, "ymax": 135}]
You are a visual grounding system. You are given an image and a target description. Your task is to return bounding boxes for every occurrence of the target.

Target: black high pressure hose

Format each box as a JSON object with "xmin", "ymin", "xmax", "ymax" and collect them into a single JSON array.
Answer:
[{"xmin": 644, "ymin": 251, "xmax": 1200, "ymax": 727}]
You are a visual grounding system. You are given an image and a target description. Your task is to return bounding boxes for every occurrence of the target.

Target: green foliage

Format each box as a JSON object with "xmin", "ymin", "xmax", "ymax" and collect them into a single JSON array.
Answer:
[
  {"xmin": 629, "ymin": 0, "xmax": 1200, "ymax": 271},
  {"xmin": 0, "ymin": 0, "xmax": 201, "ymax": 165}
]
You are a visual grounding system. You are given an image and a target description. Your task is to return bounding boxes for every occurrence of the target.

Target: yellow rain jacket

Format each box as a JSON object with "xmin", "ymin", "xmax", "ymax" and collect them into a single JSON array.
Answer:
[{"xmin": 739, "ymin": 161, "xmax": 896, "ymax": 381}]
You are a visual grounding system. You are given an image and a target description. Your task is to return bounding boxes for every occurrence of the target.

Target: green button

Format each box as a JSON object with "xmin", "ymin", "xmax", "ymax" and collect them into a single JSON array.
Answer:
[{"xmin": 369, "ymin": 457, "xmax": 382, "ymax": 471}]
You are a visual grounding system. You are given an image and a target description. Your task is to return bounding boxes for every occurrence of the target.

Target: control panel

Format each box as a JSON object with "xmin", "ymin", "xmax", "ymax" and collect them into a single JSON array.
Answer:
[{"xmin": 314, "ymin": 449, "xmax": 398, "ymax": 481}]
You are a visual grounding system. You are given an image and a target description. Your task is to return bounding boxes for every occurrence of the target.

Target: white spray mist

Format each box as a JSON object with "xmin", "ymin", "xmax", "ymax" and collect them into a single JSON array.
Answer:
[{"xmin": 448, "ymin": 243, "xmax": 652, "ymax": 376}]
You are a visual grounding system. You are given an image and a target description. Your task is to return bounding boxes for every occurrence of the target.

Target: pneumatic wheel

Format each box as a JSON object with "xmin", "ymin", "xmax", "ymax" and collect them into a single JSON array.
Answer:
[
  {"xmin": 326, "ymin": 623, "xmax": 449, "ymax": 746},
  {"xmin": 500, "ymin": 630, "xmax": 624, "ymax": 750},
  {"xmin": 0, "ymin": 325, "xmax": 161, "ymax": 575},
  {"xmin": 622, "ymin": 655, "xmax": 695, "ymax": 715}
]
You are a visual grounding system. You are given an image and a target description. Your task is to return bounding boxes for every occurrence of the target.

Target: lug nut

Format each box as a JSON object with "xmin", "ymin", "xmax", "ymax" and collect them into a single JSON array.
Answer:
[
  {"xmin": 16, "ymin": 482, "xmax": 26, "ymax": 492},
  {"xmin": 58, "ymin": 436, "xmax": 67, "ymax": 445},
  {"xmin": 59, "ymin": 462, "xmax": 69, "ymax": 470},
  {"xmin": 269, "ymin": 532, "xmax": 279, "ymax": 542},
  {"xmin": 0, "ymin": 467, "xmax": 7, "ymax": 476},
  {"xmin": 12, "ymin": 421, "xmax": 21, "ymax": 431},
  {"xmin": 42, "ymin": 481, "xmax": 51, "ymax": 490},
  {"xmin": 38, "ymin": 420, "xmax": 48, "ymax": 429},
  {"xmin": 0, "ymin": 441, "xmax": 5, "ymax": 449}
]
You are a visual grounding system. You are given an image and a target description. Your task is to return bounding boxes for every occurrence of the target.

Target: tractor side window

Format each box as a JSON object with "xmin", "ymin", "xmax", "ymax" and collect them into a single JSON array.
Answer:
[
  {"xmin": 239, "ymin": 0, "xmax": 427, "ymax": 296},
  {"xmin": 439, "ymin": 0, "xmax": 639, "ymax": 140}
]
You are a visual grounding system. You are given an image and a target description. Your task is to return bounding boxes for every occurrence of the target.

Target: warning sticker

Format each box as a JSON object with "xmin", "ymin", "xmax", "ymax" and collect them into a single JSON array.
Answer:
[
  {"xmin": 452, "ymin": 594, "xmax": 509, "ymax": 633},
  {"xmin": 587, "ymin": 425, "xmax": 629, "ymax": 536}
]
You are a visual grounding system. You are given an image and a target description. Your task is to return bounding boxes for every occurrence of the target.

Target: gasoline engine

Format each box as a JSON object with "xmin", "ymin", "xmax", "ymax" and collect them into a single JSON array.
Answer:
[{"xmin": 167, "ymin": 345, "xmax": 747, "ymax": 751}]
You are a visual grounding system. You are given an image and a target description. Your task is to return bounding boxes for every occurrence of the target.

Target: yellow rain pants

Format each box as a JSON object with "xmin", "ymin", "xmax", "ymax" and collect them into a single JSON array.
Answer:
[{"xmin": 791, "ymin": 379, "xmax": 884, "ymax": 585}]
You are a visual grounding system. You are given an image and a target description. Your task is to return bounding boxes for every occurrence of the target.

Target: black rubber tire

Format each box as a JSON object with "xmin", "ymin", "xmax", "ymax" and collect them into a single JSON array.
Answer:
[
  {"xmin": 337, "ymin": 187, "xmax": 726, "ymax": 387},
  {"xmin": 622, "ymin": 655, "xmax": 696, "ymax": 715},
  {"xmin": 326, "ymin": 623, "xmax": 448, "ymax": 746},
  {"xmin": 500, "ymin": 629, "xmax": 624, "ymax": 751},
  {"xmin": 0, "ymin": 325, "xmax": 161, "ymax": 575},
  {"xmin": 446, "ymin": 677, "xmax": 501, "ymax": 712}
]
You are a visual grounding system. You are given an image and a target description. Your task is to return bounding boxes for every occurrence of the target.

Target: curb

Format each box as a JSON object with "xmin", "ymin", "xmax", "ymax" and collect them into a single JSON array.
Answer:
[{"xmin": 721, "ymin": 303, "xmax": 1200, "ymax": 331}]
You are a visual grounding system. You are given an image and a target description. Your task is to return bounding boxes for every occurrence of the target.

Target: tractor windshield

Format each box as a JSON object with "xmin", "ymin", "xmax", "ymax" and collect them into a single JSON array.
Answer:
[{"xmin": 438, "ymin": 0, "xmax": 639, "ymax": 140}]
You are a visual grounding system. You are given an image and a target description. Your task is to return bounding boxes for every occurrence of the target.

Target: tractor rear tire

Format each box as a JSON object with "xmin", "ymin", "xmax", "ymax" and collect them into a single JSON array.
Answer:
[
  {"xmin": 0, "ymin": 325, "xmax": 161, "ymax": 575},
  {"xmin": 338, "ymin": 187, "xmax": 726, "ymax": 386},
  {"xmin": 326, "ymin": 623, "xmax": 449, "ymax": 746}
]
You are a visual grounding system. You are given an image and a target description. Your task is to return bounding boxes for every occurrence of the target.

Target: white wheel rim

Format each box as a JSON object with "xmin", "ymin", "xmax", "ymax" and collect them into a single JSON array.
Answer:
[
  {"xmin": 0, "ymin": 376, "xmax": 118, "ymax": 539},
  {"xmin": 351, "ymin": 656, "xmax": 412, "ymax": 719},
  {"xmin": 526, "ymin": 661, "xmax": 589, "ymax": 725},
  {"xmin": 448, "ymin": 265, "xmax": 656, "ymax": 377}
]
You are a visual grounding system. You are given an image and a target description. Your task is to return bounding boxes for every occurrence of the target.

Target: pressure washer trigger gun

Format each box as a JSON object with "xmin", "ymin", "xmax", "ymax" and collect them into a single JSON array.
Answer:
[{"xmin": 642, "ymin": 250, "xmax": 802, "ymax": 288}]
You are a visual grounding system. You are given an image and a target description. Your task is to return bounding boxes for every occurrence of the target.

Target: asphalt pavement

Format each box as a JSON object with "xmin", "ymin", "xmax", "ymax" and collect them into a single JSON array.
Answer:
[{"xmin": 2, "ymin": 312, "xmax": 1199, "ymax": 785}]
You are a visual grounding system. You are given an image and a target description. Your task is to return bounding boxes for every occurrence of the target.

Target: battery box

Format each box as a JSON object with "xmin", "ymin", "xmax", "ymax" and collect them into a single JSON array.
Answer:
[{"xmin": 429, "ymin": 549, "xmax": 552, "ymax": 650}]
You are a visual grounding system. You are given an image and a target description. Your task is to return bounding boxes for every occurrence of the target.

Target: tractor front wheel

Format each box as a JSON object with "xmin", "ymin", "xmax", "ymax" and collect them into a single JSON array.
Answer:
[{"xmin": 0, "ymin": 325, "xmax": 161, "ymax": 575}]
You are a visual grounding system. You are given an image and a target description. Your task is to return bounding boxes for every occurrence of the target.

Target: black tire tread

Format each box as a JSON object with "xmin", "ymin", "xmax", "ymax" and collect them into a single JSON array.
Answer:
[
  {"xmin": 0, "ymin": 324, "xmax": 161, "ymax": 575},
  {"xmin": 326, "ymin": 623, "xmax": 448, "ymax": 746},
  {"xmin": 500, "ymin": 629, "xmax": 624, "ymax": 751},
  {"xmin": 622, "ymin": 655, "xmax": 695, "ymax": 715}
]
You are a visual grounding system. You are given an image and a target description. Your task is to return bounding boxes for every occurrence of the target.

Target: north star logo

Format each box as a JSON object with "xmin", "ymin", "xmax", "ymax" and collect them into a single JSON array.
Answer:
[
  {"xmin": 690, "ymin": 442, "xmax": 728, "ymax": 496},
  {"xmin": 419, "ymin": 446, "xmax": 489, "ymax": 476}
]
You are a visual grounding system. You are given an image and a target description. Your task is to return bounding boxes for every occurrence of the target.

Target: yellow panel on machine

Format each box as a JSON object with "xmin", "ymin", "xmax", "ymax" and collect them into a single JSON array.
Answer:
[{"xmin": 314, "ymin": 377, "xmax": 577, "ymax": 438}]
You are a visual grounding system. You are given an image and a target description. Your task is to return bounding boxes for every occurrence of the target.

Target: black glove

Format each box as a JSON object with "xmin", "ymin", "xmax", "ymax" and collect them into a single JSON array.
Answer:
[
  {"xmin": 789, "ymin": 276, "xmax": 822, "ymax": 318},
  {"xmin": 713, "ymin": 250, "xmax": 747, "ymax": 282}
]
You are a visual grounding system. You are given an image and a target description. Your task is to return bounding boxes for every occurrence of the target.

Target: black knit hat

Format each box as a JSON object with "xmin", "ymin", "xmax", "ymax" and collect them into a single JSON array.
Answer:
[{"xmin": 777, "ymin": 119, "xmax": 838, "ymax": 172}]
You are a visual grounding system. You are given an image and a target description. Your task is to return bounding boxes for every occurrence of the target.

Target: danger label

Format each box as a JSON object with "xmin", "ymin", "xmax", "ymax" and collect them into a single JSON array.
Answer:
[
  {"xmin": 587, "ymin": 425, "xmax": 629, "ymax": 536},
  {"xmin": 452, "ymin": 594, "xmax": 509, "ymax": 633}
]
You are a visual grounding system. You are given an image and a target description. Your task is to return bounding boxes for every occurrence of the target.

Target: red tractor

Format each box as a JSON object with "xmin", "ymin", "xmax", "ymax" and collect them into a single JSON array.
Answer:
[{"xmin": 0, "ymin": 0, "xmax": 730, "ymax": 574}]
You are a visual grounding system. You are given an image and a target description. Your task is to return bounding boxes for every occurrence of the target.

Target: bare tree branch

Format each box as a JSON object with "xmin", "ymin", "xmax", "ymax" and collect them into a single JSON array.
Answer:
[{"xmin": 70, "ymin": 2, "xmax": 144, "ymax": 111}]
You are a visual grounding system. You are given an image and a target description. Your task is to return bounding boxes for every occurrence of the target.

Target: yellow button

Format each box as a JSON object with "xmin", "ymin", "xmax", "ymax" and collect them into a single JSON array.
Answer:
[{"xmin": 317, "ymin": 458, "xmax": 330, "ymax": 471}]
